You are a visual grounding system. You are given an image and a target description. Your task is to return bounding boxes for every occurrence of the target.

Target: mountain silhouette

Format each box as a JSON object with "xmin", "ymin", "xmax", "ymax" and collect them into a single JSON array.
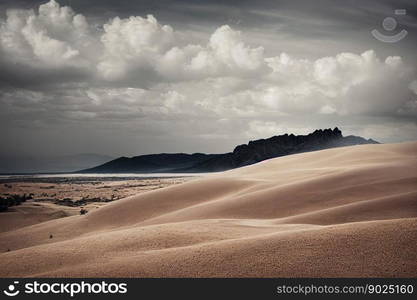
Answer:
[{"xmin": 80, "ymin": 128, "xmax": 378, "ymax": 173}]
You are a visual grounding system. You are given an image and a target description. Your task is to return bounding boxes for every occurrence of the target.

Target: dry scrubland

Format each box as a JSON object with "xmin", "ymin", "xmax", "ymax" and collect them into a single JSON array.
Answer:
[
  {"xmin": 0, "ymin": 177, "xmax": 191, "ymax": 233},
  {"xmin": 0, "ymin": 142, "xmax": 416, "ymax": 277}
]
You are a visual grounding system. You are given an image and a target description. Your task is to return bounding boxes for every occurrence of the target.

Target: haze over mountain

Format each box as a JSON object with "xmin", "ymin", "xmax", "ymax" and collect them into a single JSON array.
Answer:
[{"xmin": 81, "ymin": 128, "xmax": 378, "ymax": 173}]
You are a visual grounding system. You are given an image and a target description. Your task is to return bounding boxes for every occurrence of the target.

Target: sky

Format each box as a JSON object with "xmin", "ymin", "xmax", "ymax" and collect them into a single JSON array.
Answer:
[{"xmin": 0, "ymin": 0, "xmax": 416, "ymax": 158}]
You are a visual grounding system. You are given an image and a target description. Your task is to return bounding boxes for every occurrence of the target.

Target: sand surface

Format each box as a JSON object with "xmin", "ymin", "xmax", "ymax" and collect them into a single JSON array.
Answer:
[{"xmin": 0, "ymin": 142, "xmax": 416, "ymax": 277}]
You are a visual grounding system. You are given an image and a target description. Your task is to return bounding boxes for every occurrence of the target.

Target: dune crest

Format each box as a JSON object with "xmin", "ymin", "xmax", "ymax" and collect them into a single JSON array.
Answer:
[{"xmin": 1, "ymin": 142, "xmax": 416, "ymax": 277}]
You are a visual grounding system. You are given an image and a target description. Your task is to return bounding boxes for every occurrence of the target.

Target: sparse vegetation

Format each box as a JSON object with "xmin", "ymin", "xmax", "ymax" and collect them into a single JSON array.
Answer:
[{"xmin": 0, "ymin": 194, "xmax": 31, "ymax": 212}]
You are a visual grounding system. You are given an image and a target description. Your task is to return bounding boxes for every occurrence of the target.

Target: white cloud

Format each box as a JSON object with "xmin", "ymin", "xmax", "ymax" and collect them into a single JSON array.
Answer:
[
  {"xmin": 195, "ymin": 25, "xmax": 266, "ymax": 73},
  {"xmin": 0, "ymin": 0, "xmax": 95, "ymax": 68},
  {"xmin": 262, "ymin": 50, "xmax": 416, "ymax": 116},
  {"xmin": 98, "ymin": 14, "xmax": 175, "ymax": 80},
  {"xmin": 96, "ymin": 19, "xmax": 267, "ymax": 81}
]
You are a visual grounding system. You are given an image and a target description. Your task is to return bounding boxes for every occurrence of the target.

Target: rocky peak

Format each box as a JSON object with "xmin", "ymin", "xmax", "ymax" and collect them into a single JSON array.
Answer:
[{"xmin": 311, "ymin": 127, "xmax": 342, "ymax": 138}]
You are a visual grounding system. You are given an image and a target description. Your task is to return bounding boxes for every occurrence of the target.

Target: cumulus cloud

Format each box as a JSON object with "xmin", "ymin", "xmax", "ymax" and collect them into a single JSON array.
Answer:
[
  {"xmin": 0, "ymin": 0, "xmax": 95, "ymax": 68},
  {"xmin": 187, "ymin": 25, "xmax": 266, "ymax": 75},
  {"xmin": 98, "ymin": 14, "xmax": 175, "ymax": 81},
  {"xmin": 1, "ymin": 2, "xmax": 270, "ymax": 85},
  {"xmin": 263, "ymin": 50, "xmax": 416, "ymax": 116},
  {"xmin": 98, "ymin": 23, "xmax": 268, "ymax": 82}
]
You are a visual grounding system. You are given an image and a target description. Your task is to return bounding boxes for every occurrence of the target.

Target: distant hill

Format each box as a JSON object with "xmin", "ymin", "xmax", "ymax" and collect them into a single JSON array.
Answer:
[
  {"xmin": 80, "ymin": 128, "xmax": 378, "ymax": 173},
  {"xmin": 0, "ymin": 153, "xmax": 114, "ymax": 174},
  {"xmin": 81, "ymin": 153, "xmax": 221, "ymax": 173}
]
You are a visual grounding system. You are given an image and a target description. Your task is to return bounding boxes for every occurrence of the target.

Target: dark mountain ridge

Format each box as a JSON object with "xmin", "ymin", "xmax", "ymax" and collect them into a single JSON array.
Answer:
[
  {"xmin": 83, "ymin": 153, "xmax": 220, "ymax": 173},
  {"xmin": 80, "ymin": 128, "xmax": 378, "ymax": 173}
]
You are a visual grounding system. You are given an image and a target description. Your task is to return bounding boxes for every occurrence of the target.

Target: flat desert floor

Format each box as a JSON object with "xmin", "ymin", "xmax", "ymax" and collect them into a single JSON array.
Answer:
[
  {"xmin": 0, "ymin": 177, "xmax": 191, "ymax": 233},
  {"xmin": 0, "ymin": 142, "xmax": 416, "ymax": 277}
]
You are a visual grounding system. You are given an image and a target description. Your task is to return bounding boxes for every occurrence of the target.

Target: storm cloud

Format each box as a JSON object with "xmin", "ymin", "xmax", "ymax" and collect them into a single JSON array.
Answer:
[{"xmin": 0, "ymin": 0, "xmax": 416, "ymax": 159}]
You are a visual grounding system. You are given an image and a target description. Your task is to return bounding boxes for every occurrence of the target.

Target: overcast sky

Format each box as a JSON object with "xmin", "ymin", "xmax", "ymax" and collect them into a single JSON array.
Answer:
[{"xmin": 0, "ymin": 0, "xmax": 416, "ymax": 158}]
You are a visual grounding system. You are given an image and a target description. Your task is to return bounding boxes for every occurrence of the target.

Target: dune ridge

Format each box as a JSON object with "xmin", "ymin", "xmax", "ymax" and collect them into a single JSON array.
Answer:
[{"xmin": 0, "ymin": 142, "xmax": 416, "ymax": 277}]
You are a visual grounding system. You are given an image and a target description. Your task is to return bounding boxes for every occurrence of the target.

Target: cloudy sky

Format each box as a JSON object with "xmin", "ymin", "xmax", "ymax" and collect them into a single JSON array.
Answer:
[{"xmin": 0, "ymin": 0, "xmax": 416, "ymax": 159}]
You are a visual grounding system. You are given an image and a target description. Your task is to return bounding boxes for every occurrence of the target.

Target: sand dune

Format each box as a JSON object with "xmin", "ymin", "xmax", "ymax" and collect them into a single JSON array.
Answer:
[
  {"xmin": 0, "ymin": 202, "xmax": 78, "ymax": 234},
  {"xmin": 1, "ymin": 142, "xmax": 416, "ymax": 277}
]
